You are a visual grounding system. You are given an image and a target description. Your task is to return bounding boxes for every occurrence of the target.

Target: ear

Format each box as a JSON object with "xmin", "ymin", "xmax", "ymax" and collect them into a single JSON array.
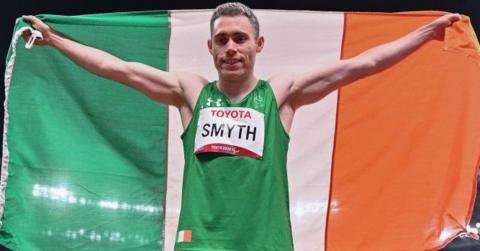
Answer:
[
  {"xmin": 207, "ymin": 39, "xmax": 213, "ymax": 55},
  {"xmin": 256, "ymin": 36, "xmax": 265, "ymax": 53}
]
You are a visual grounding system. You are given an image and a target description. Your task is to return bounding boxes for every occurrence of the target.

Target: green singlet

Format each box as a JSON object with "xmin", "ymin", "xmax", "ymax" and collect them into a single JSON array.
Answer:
[{"xmin": 174, "ymin": 80, "xmax": 294, "ymax": 251}]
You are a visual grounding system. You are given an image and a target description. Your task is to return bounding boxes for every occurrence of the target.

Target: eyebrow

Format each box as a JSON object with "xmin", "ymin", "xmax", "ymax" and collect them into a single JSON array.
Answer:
[{"xmin": 213, "ymin": 31, "xmax": 249, "ymax": 38}]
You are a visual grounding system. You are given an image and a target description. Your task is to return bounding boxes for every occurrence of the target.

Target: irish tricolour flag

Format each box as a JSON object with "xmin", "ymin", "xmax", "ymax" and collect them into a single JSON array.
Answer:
[{"xmin": 2, "ymin": 9, "xmax": 480, "ymax": 251}]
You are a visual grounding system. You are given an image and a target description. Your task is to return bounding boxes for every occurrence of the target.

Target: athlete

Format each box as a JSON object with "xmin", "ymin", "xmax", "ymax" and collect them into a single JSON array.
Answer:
[{"xmin": 23, "ymin": 2, "xmax": 461, "ymax": 250}]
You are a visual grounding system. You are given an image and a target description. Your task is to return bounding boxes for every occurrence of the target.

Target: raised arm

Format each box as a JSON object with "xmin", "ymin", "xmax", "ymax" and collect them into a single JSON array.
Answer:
[
  {"xmin": 275, "ymin": 13, "xmax": 461, "ymax": 110},
  {"xmin": 22, "ymin": 15, "xmax": 207, "ymax": 108}
]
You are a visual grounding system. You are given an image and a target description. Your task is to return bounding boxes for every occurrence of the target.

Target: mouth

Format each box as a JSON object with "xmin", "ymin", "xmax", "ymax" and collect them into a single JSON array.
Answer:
[
  {"xmin": 223, "ymin": 58, "xmax": 240, "ymax": 64},
  {"xmin": 221, "ymin": 58, "xmax": 242, "ymax": 71}
]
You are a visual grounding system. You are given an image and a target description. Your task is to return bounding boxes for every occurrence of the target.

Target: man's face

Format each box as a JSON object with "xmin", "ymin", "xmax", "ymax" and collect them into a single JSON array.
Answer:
[{"xmin": 208, "ymin": 15, "xmax": 264, "ymax": 81}]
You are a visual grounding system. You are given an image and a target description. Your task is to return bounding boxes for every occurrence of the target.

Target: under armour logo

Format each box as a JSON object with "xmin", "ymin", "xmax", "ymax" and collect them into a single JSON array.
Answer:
[{"xmin": 206, "ymin": 98, "xmax": 222, "ymax": 107}]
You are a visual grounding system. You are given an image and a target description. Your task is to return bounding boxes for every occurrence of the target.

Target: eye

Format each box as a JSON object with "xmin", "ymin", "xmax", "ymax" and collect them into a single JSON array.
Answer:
[
  {"xmin": 233, "ymin": 34, "xmax": 248, "ymax": 44},
  {"xmin": 214, "ymin": 36, "xmax": 228, "ymax": 45}
]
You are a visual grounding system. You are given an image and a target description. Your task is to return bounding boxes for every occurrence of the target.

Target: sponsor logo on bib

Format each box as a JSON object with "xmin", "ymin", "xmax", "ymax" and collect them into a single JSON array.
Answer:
[{"xmin": 194, "ymin": 107, "xmax": 265, "ymax": 159}]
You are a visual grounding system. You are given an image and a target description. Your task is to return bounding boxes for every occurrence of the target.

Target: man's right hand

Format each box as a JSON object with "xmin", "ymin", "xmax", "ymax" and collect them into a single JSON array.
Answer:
[{"xmin": 22, "ymin": 15, "xmax": 54, "ymax": 46}]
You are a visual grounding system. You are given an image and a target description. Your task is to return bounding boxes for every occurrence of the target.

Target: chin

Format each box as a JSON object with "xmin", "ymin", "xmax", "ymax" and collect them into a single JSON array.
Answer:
[{"xmin": 220, "ymin": 70, "xmax": 245, "ymax": 81}]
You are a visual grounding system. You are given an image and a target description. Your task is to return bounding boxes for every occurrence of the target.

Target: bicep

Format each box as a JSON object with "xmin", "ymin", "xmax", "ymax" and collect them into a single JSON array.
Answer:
[
  {"xmin": 115, "ymin": 62, "xmax": 185, "ymax": 106},
  {"xmin": 286, "ymin": 58, "xmax": 370, "ymax": 109}
]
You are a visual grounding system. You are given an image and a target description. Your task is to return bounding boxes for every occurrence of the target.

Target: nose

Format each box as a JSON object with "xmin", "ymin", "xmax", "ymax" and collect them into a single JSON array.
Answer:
[{"xmin": 225, "ymin": 39, "xmax": 237, "ymax": 56}]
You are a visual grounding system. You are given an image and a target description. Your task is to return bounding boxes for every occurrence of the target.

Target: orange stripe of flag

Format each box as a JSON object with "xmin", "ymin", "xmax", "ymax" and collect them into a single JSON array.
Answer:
[{"xmin": 328, "ymin": 11, "xmax": 480, "ymax": 251}]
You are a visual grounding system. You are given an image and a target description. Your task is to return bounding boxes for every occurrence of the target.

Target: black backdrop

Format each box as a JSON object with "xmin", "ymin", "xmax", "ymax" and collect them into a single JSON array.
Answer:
[{"xmin": 1, "ymin": 1, "xmax": 479, "ymax": 250}]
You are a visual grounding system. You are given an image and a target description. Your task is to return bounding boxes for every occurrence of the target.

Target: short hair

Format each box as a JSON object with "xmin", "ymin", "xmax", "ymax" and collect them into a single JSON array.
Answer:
[{"xmin": 210, "ymin": 2, "xmax": 260, "ymax": 38}]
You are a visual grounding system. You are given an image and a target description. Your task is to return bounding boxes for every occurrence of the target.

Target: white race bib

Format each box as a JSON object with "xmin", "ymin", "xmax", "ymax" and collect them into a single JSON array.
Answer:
[{"xmin": 194, "ymin": 107, "xmax": 265, "ymax": 159}]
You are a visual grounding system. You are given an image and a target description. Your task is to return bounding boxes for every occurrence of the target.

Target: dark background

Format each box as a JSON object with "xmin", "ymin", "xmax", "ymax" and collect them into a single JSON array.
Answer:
[{"xmin": 1, "ymin": 0, "xmax": 479, "ymax": 250}]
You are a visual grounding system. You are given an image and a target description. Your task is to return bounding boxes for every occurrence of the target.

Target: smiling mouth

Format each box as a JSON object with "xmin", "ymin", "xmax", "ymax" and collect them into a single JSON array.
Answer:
[
  {"xmin": 223, "ymin": 58, "xmax": 241, "ymax": 64},
  {"xmin": 222, "ymin": 60, "xmax": 242, "ymax": 70}
]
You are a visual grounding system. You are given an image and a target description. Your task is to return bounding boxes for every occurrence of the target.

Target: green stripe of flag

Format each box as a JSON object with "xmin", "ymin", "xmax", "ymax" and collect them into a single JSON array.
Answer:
[{"xmin": 2, "ymin": 11, "xmax": 169, "ymax": 251}]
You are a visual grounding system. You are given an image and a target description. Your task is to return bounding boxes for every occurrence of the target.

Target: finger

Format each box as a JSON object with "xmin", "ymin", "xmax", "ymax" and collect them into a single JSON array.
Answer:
[
  {"xmin": 22, "ymin": 15, "xmax": 37, "ymax": 30},
  {"xmin": 451, "ymin": 13, "xmax": 462, "ymax": 22},
  {"xmin": 445, "ymin": 13, "xmax": 461, "ymax": 24},
  {"xmin": 22, "ymin": 15, "xmax": 43, "ymax": 29},
  {"xmin": 22, "ymin": 15, "xmax": 39, "ymax": 23}
]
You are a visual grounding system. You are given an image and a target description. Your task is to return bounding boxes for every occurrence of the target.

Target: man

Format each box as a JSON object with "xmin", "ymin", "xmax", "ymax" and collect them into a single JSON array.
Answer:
[{"xmin": 23, "ymin": 2, "xmax": 460, "ymax": 250}]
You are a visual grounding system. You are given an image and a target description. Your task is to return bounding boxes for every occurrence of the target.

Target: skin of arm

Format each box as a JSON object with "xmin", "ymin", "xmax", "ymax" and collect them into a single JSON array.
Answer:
[
  {"xmin": 22, "ymin": 15, "xmax": 207, "ymax": 109},
  {"xmin": 272, "ymin": 13, "xmax": 461, "ymax": 114}
]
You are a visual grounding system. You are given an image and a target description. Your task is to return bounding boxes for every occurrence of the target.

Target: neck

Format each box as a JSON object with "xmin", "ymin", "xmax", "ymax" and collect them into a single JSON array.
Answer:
[{"xmin": 217, "ymin": 74, "xmax": 258, "ymax": 102}]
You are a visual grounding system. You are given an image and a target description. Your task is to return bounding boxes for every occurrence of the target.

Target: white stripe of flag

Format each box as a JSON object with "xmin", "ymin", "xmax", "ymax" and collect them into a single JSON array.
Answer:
[{"xmin": 166, "ymin": 10, "xmax": 344, "ymax": 251}]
